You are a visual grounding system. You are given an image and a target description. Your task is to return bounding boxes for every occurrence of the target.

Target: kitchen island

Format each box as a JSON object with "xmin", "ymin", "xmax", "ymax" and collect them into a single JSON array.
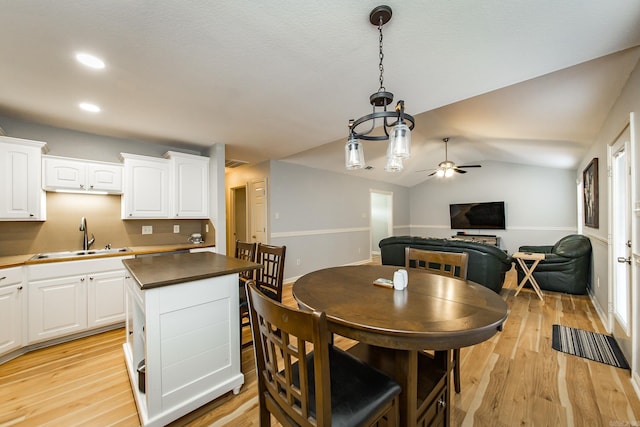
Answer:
[{"xmin": 122, "ymin": 251, "xmax": 260, "ymax": 427}]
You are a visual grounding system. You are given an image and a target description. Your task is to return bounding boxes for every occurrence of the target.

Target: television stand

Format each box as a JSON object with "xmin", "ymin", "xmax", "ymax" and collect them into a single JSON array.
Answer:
[{"xmin": 451, "ymin": 234, "xmax": 500, "ymax": 247}]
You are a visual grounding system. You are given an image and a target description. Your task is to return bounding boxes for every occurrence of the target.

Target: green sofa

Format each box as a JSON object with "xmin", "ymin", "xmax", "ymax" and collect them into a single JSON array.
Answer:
[
  {"xmin": 379, "ymin": 236, "xmax": 512, "ymax": 293},
  {"xmin": 515, "ymin": 234, "xmax": 592, "ymax": 295}
]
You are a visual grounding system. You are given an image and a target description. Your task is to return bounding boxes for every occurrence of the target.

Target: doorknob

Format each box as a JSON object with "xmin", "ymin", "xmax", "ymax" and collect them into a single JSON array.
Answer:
[{"xmin": 617, "ymin": 257, "xmax": 631, "ymax": 264}]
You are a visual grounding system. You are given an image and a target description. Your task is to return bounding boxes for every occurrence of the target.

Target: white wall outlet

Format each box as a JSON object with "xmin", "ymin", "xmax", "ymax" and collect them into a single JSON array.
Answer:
[
  {"xmin": 296, "ymin": 258, "xmax": 301, "ymax": 266},
  {"xmin": 142, "ymin": 225, "xmax": 153, "ymax": 235},
  {"xmin": 205, "ymin": 223, "xmax": 209, "ymax": 233},
  {"xmin": 173, "ymin": 224, "xmax": 180, "ymax": 233}
]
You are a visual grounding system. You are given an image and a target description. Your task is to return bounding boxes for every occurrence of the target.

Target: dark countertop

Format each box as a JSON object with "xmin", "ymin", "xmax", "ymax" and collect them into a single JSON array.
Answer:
[
  {"xmin": 122, "ymin": 251, "xmax": 261, "ymax": 289},
  {"xmin": 0, "ymin": 243, "xmax": 215, "ymax": 269}
]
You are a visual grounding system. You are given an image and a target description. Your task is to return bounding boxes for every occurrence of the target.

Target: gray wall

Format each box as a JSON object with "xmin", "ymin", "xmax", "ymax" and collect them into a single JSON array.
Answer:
[
  {"xmin": 227, "ymin": 160, "xmax": 410, "ymax": 280},
  {"xmin": 409, "ymin": 160, "xmax": 577, "ymax": 254},
  {"xmin": 576, "ymin": 55, "xmax": 640, "ymax": 376},
  {"xmin": 0, "ymin": 114, "xmax": 205, "ymax": 161}
]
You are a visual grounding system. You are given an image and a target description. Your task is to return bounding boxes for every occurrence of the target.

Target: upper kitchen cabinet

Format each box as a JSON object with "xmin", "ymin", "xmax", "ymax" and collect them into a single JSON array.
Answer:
[
  {"xmin": 43, "ymin": 156, "xmax": 123, "ymax": 194},
  {"xmin": 120, "ymin": 153, "xmax": 170, "ymax": 219},
  {"xmin": 164, "ymin": 151, "xmax": 209, "ymax": 219},
  {"xmin": 0, "ymin": 136, "xmax": 47, "ymax": 221}
]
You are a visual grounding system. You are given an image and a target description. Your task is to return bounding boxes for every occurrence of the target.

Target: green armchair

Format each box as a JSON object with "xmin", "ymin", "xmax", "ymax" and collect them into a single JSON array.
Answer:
[{"xmin": 515, "ymin": 234, "xmax": 592, "ymax": 294}]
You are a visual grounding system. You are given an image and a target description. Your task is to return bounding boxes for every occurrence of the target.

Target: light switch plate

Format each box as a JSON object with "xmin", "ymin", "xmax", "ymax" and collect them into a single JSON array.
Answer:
[
  {"xmin": 173, "ymin": 225, "xmax": 180, "ymax": 233},
  {"xmin": 142, "ymin": 225, "xmax": 152, "ymax": 235}
]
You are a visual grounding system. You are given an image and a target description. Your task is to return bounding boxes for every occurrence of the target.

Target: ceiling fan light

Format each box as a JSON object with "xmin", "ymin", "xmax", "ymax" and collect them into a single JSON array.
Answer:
[
  {"xmin": 445, "ymin": 168, "xmax": 455, "ymax": 178},
  {"xmin": 345, "ymin": 137, "xmax": 365, "ymax": 170},
  {"xmin": 389, "ymin": 122, "xmax": 411, "ymax": 159},
  {"xmin": 436, "ymin": 169, "xmax": 445, "ymax": 178}
]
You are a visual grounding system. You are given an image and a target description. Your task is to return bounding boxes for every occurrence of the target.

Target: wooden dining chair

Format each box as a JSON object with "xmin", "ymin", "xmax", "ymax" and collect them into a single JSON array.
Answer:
[
  {"xmin": 246, "ymin": 280, "xmax": 401, "ymax": 427},
  {"xmin": 405, "ymin": 247, "xmax": 468, "ymax": 394},
  {"xmin": 236, "ymin": 240, "xmax": 257, "ymax": 350}
]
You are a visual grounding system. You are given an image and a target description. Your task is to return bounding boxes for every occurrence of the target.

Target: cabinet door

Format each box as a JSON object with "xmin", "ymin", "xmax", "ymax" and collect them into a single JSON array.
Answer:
[
  {"xmin": 0, "ymin": 141, "xmax": 45, "ymax": 220},
  {"xmin": 88, "ymin": 270, "xmax": 127, "ymax": 327},
  {"xmin": 44, "ymin": 157, "xmax": 87, "ymax": 191},
  {"xmin": 0, "ymin": 275, "xmax": 23, "ymax": 355},
  {"xmin": 88, "ymin": 163, "xmax": 123, "ymax": 193},
  {"xmin": 123, "ymin": 157, "xmax": 170, "ymax": 218},
  {"xmin": 28, "ymin": 275, "xmax": 87, "ymax": 343},
  {"xmin": 173, "ymin": 155, "xmax": 209, "ymax": 218}
]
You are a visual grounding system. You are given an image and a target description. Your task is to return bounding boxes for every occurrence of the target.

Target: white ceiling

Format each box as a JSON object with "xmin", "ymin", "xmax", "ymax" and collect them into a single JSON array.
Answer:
[{"xmin": 1, "ymin": 1, "xmax": 640, "ymax": 187}]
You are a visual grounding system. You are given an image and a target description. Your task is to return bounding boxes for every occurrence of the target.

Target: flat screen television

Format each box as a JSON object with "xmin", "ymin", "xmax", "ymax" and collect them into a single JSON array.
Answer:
[{"xmin": 449, "ymin": 201, "xmax": 506, "ymax": 230}]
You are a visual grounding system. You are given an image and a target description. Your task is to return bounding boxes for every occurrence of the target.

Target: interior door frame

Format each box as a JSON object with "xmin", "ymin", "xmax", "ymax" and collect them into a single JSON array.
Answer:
[
  {"xmin": 608, "ymin": 123, "xmax": 633, "ymax": 368},
  {"xmin": 228, "ymin": 184, "xmax": 248, "ymax": 255}
]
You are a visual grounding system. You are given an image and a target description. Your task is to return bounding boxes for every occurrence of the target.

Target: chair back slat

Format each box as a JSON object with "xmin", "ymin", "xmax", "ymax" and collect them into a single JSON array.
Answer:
[
  {"xmin": 255, "ymin": 244, "xmax": 286, "ymax": 302},
  {"xmin": 405, "ymin": 247, "xmax": 468, "ymax": 279}
]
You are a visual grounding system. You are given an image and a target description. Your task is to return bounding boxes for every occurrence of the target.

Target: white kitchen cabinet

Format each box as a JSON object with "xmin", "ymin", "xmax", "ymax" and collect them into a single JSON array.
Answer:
[
  {"xmin": 164, "ymin": 151, "xmax": 209, "ymax": 219},
  {"xmin": 121, "ymin": 153, "xmax": 170, "ymax": 219},
  {"xmin": 43, "ymin": 156, "xmax": 123, "ymax": 194},
  {"xmin": 27, "ymin": 256, "xmax": 132, "ymax": 344},
  {"xmin": 28, "ymin": 274, "xmax": 88, "ymax": 343},
  {"xmin": 0, "ymin": 267, "xmax": 24, "ymax": 356},
  {"xmin": 88, "ymin": 270, "xmax": 129, "ymax": 327},
  {"xmin": 0, "ymin": 136, "xmax": 47, "ymax": 221}
]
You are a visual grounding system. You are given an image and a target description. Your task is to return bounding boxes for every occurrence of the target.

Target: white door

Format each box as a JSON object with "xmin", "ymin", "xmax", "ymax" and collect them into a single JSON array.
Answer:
[
  {"xmin": 249, "ymin": 178, "xmax": 267, "ymax": 244},
  {"xmin": 611, "ymin": 126, "xmax": 632, "ymax": 364}
]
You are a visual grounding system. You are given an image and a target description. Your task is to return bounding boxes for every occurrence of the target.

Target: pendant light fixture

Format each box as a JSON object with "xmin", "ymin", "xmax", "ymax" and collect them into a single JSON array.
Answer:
[{"xmin": 345, "ymin": 5, "xmax": 415, "ymax": 172}]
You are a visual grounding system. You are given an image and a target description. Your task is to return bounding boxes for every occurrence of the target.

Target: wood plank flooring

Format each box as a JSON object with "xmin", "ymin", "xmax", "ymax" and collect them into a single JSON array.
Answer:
[{"xmin": 2, "ymin": 265, "xmax": 640, "ymax": 426}]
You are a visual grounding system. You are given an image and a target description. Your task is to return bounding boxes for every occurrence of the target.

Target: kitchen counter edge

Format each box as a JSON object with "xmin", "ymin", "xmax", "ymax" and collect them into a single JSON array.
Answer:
[{"xmin": 0, "ymin": 243, "xmax": 216, "ymax": 269}]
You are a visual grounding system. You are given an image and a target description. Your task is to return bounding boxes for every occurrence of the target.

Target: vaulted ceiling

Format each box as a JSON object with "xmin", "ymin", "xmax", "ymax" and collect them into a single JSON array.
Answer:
[{"xmin": 1, "ymin": 1, "xmax": 640, "ymax": 187}]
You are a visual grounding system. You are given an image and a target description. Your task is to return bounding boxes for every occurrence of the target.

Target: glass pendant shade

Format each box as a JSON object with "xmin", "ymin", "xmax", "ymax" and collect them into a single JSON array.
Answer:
[
  {"xmin": 389, "ymin": 122, "xmax": 411, "ymax": 159},
  {"xmin": 445, "ymin": 168, "xmax": 455, "ymax": 178},
  {"xmin": 345, "ymin": 137, "xmax": 365, "ymax": 170},
  {"xmin": 436, "ymin": 169, "xmax": 445, "ymax": 178},
  {"xmin": 384, "ymin": 141, "xmax": 403, "ymax": 172}
]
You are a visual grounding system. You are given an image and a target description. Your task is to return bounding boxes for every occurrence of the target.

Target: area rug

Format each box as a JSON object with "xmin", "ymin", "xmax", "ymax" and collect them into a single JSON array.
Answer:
[{"xmin": 552, "ymin": 324, "xmax": 629, "ymax": 369}]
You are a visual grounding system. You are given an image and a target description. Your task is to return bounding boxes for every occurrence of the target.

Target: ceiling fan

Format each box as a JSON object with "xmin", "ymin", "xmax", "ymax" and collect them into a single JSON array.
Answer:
[{"xmin": 418, "ymin": 137, "xmax": 482, "ymax": 177}]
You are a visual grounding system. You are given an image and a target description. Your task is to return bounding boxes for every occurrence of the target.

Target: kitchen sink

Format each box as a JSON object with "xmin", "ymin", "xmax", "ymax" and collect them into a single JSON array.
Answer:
[{"xmin": 30, "ymin": 247, "xmax": 131, "ymax": 260}]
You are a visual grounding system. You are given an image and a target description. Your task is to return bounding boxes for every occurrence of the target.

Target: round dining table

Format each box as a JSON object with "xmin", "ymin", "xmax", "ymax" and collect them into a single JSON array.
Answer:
[{"xmin": 293, "ymin": 264, "xmax": 509, "ymax": 427}]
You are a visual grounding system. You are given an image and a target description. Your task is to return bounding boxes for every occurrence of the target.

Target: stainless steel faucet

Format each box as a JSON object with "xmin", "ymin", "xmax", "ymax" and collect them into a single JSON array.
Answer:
[{"xmin": 79, "ymin": 217, "xmax": 95, "ymax": 251}]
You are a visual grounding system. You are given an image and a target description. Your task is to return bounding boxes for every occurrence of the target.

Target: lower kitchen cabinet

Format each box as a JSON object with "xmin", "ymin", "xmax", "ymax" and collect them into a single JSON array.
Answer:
[
  {"xmin": 26, "ymin": 256, "xmax": 132, "ymax": 345},
  {"xmin": 88, "ymin": 270, "xmax": 129, "ymax": 328},
  {"xmin": 0, "ymin": 267, "xmax": 24, "ymax": 355},
  {"xmin": 28, "ymin": 274, "xmax": 87, "ymax": 343}
]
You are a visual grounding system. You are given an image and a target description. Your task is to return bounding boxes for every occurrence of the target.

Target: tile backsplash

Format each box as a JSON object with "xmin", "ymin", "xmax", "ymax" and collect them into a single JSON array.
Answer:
[{"xmin": 0, "ymin": 192, "xmax": 213, "ymax": 256}]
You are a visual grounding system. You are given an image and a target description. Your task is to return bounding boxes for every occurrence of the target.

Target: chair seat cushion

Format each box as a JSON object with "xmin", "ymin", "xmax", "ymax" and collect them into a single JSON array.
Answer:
[{"xmin": 291, "ymin": 346, "xmax": 401, "ymax": 427}]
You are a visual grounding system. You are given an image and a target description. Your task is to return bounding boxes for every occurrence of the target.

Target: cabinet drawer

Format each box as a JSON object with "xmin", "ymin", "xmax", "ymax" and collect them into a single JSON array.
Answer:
[
  {"xmin": 419, "ymin": 386, "xmax": 447, "ymax": 426},
  {"xmin": 29, "ymin": 256, "xmax": 133, "ymax": 280},
  {"xmin": 0, "ymin": 267, "xmax": 23, "ymax": 285}
]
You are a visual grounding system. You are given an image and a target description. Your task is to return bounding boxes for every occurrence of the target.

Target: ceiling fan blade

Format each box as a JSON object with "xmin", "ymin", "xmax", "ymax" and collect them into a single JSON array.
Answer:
[
  {"xmin": 428, "ymin": 171, "xmax": 437, "ymax": 177},
  {"xmin": 453, "ymin": 168, "xmax": 467, "ymax": 174},
  {"xmin": 457, "ymin": 164, "xmax": 482, "ymax": 168}
]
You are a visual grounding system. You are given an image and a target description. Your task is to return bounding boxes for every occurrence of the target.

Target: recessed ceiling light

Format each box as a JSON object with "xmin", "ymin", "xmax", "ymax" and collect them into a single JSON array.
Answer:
[
  {"xmin": 75, "ymin": 52, "xmax": 105, "ymax": 69},
  {"xmin": 79, "ymin": 102, "xmax": 101, "ymax": 113}
]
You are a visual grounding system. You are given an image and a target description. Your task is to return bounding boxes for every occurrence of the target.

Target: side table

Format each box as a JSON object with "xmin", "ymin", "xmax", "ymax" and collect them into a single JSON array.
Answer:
[{"xmin": 513, "ymin": 251, "xmax": 545, "ymax": 301}]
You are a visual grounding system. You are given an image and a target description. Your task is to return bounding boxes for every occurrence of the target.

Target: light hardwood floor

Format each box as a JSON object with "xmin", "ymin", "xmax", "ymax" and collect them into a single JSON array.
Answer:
[{"xmin": 2, "ymin": 266, "xmax": 640, "ymax": 426}]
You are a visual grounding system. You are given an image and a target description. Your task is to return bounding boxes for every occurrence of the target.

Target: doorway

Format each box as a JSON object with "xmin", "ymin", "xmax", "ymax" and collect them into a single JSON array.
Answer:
[
  {"xmin": 370, "ymin": 190, "xmax": 393, "ymax": 256},
  {"xmin": 611, "ymin": 126, "xmax": 632, "ymax": 366},
  {"xmin": 229, "ymin": 185, "xmax": 248, "ymax": 255}
]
